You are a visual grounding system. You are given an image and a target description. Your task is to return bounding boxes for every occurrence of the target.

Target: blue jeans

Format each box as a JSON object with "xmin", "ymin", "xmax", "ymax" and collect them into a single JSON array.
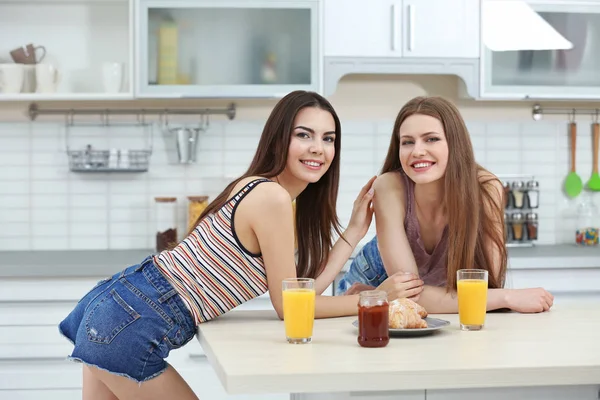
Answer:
[
  {"xmin": 58, "ymin": 256, "xmax": 197, "ymax": 383},
  {"xmin": 337, "ymin": 236, "xmax": 389, "ymax": 294}
]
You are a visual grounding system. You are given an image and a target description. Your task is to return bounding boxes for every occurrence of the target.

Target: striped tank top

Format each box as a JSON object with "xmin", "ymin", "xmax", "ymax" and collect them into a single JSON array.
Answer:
[{"xmin": 153, "ymin": 178, "xmax": 272, "ymax": 325}]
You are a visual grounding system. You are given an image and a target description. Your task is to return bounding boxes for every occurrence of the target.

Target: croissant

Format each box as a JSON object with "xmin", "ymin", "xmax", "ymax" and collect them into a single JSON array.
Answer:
[{"xmin": 389, "ymin": 298, "xmax": 428, "ymax": 329}]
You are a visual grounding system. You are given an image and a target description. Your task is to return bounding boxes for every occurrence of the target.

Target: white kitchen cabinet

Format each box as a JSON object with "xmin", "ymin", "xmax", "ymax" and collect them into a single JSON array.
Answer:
[
  {"xmin": 426, "ymin": 386, "xmax": 600, "ymax": 400},
  {"xmin": 0, "ymin": 0, "xmax": 134, "ymax": 101},
  {"xmin": 135, "ymin": 0, "xmax": 321, "ymax": 98},
  {"xmin": 324, "ymin": 0, "xmax": 401, "ymax": 58},
  {"xmin": 480, "ymin": 0, "xmax": 600, "ymax": 99},
  {"xmin": 323, "ymin": 0, "xmax": 479, "ymax": 58},
  {"xmin": 402, "ymin": 0, "xmax": 480, "ymax": 58}
]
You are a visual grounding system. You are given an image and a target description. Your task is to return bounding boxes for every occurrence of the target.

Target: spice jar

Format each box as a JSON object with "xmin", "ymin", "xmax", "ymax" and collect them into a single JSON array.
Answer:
[
  {"xmin": 575, "ymin": 199, "xmax": 599, "ymax": 247},
  {"xmin": 155, "ymin": 197, "xmax": 177, "ymax": 252},
  {"xmin": 504, "ymin": 212, "xmax": 511, "ymax": 242},
  {"xmin": 511, "ymin": 181, "xmax": 525, "ymax": 209},
  {"xmin": 511, "ymin": 212, "xmax": 525, "ymax": 242},
  {"xmin": 187, "ymin": 196, "xmax": 209, "ymax": 232},
  {"xmin": 502, "ymin": 181, "xmax": 512, "ymax": 209},
  {"xmin": 525, "ymin": 213, "xmax": 538, "ymax": 241},
  {"xmin": 526, "ymin": 180, "xmax": 540, "ymax": 209},
  {"xmin": 357, "ymin": 290, "xmax": 389, "ymax": 348}
]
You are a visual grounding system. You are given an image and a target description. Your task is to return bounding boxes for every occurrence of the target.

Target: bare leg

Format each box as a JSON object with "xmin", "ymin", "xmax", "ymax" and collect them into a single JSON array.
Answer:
[
  {"xmin": 83, "ymin": 365, "xmax": 118, "ymax": 400},
  {"xmin": 89, "ymin": 363, "xmax": 198, "ymax": 400}
]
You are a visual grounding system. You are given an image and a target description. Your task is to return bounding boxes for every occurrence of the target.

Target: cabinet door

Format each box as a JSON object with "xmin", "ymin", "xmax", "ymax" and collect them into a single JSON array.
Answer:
[
  {"xmin": 136, "ymin": 0, "xmax": 320, "ymax": 98},
  {"xmin": 481, "ymin": 1, "xmax": 600, "ymax": 99},
  {"xmin": 402, "ymin": 0, "xmax": 480, "ymax": 58},
  {"xmin": 324, "ymin": 0, "xmax": 402, "ymax": 57}
]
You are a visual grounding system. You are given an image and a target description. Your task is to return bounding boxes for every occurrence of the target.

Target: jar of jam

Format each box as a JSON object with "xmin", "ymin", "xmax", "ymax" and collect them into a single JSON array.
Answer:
[{"xmin": 357, "ymin": 290, "xmax": 389, "ymax": 348}]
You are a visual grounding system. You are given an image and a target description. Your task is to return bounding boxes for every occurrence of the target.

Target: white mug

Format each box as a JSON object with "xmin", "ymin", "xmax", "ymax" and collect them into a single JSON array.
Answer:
[
  {"xmin": 35, "ymin": 64, "xmax": 60, "ymax": 93},
  {"xmin": 102, "ymin": 62, "xmax": 124, "ymax": 93},
  {"xmin": 0, "ymin": 64, "xmax": 25, "ymax": 94}
]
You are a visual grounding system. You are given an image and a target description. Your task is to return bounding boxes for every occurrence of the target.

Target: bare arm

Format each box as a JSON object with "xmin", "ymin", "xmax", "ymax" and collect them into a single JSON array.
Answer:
[
  {"xmin": 373, "ymin": 172, "xmax": 418, "ymax": 276},
  {"xmin": 313, "ymin": 177, "xmax": 377, "ymax": 294},
  {"xmin": 248, "ymin": 184, "xmax": 363, "ymax": 319}
]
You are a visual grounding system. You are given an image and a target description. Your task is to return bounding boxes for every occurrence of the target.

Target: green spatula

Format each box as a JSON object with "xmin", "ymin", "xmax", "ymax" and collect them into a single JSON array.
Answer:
[
  {"xmin": 564, "ymin": 122, "xmax": 583, "ymax": 198},
  {"xmin": 586, "ymin": 122, "xmax": 600, "ymax": 191}
]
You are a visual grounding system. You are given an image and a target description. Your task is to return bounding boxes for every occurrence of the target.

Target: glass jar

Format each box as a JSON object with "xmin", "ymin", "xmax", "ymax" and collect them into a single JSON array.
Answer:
[
  {"xmin": 511, "ymin": 181, "xmax": 525, "ymax": 209},
  {"xmin": 511, "ymin": 212, "xmax": 525, "ymax": 242},
  {"xmin": 504, "ymin": 212, "xmax": 511, "ymax": 242},
  {"xmin": 187, "ymin": 196, "xmax": 209, "ymax": 232},
  {"xmin": 575, "ymin": 199, "xmax": 599, "ymax": 247},
  {"xmin": 525, "ymin": 213, "xmax": 538, "ymax": 241},
  {"xmin": 155, "ymin": 197, "xmax": 177, "ymax": 252},
  {"xmin": 526, "ymin": 180, "xmax": 540, "ymax": 209},
  {"xmin": 357, "ymin": 290, "xmax": 389, "ymax": 348}
]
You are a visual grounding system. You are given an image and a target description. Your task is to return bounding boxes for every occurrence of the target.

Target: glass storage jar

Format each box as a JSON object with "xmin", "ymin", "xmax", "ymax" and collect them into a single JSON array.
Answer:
[
  {"xmin": 511, "ymin": 212, "xmax": 525, "ymax": 242},
  {"xmin": 526, "ymin": 180, "xmax": 540, "ymax": 209},
  {"xmin": 575, "ymin": 198, "xmax": 599, "ymax": 247},
  {"xmin": 155, "ymin": 197, "xmax": 177, "ymax": 252},
  {"xmin": 511, "ymin": 181, "xmax": 526, "ymax": 209},
  {"xmin": 187, "ymin": 196, "xmax": 209, "ymax": 232}
]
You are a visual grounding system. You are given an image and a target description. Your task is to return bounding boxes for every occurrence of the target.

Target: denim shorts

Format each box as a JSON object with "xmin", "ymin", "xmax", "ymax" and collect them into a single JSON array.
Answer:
[
  {"xmin": 58, "ymin": 256, "xmax": 197, "ymax": 383},
  {"xmin": 337, "ymin": 236, "xmax": 388, "ymax": 294}
]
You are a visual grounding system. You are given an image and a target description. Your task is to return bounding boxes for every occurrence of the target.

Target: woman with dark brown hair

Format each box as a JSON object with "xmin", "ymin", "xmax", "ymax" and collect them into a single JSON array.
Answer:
[
  {"xmin": 337, "ymin": 96, "xmax": 554, "ymax": 314},
  {"xmin": 58, "ymin": 90, "xmax": 377, "ymax": 400}
]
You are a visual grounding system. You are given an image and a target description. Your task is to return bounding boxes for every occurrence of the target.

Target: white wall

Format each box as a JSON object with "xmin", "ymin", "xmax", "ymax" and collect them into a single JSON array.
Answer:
[{"xmin": 0, "ymin": 75, "xmax": 597, "ymax": 251}]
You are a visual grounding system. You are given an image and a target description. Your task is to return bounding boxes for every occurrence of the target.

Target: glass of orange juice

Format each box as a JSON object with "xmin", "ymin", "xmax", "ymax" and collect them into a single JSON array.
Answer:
[
  {"xmin": 457, "ymin": 269, "xmax": 488, "ymax": 331},
  {"xmin": 282, "ymin": 278, "xmax": 315, "ymax": 344}
]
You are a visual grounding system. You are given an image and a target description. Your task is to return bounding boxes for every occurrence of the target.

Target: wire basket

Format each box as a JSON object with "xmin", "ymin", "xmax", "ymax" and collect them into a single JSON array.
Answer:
[{"xmin": 68, "ymin": 149, "xmax": 152, "ymax": 172}]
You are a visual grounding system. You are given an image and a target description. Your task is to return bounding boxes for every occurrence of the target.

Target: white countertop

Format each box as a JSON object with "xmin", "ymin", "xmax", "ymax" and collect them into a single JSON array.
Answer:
[{"xmin": 197, "ymin": 305, "xmax": 600, "ymax": 395}]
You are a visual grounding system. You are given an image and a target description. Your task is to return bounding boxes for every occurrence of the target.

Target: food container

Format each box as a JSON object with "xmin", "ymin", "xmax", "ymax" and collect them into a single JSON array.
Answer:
[
  {"xmin": 357, "ymin": 290, "xmax": 389, "ymax": 348},
  {"xmin": 155, "ymin": 197, "xmax": 177, "ymax": 252},
  {"xmin": 187, "ymin": 196, "xmax": 209, "ymax": 232}
]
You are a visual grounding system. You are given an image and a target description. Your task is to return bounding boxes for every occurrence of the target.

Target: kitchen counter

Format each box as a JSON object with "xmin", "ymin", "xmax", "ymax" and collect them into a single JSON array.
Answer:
[
  {"xmin": 197, "ymin": 305, "xmax": 600, "ymax": 399},
  {"xmin": 0, "ymin": 249, "xmax": 153, "ymax": 277},
  {"xmin": 0, "ymin": 244, "xmax": 598, "ymax": 278}
]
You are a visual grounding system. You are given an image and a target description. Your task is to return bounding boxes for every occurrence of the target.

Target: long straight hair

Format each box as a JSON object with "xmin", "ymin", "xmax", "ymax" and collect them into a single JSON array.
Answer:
[
  {"xmin": 187, "ymin": 91, "xmax": 343, "ymax": 279},
  {"xmin": 381, "ymin": 96, "xmax": 507, "ymax": 290}
]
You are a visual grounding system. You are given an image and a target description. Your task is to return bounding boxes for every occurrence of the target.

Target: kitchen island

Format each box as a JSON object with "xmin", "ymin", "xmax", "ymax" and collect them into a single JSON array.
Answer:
[{"xmin": 197, "ymin": 305, "xmax": 600, "ymax": 400}]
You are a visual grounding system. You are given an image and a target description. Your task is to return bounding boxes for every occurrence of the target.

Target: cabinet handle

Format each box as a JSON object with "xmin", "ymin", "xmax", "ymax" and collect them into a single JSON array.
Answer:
[
  {"xmin": 391, "ymin": 4, "xmax": 398, "ymax": 51},
  {"xmin": 408, "ymin": 4, "xmax": 415, "ymax": 51}
]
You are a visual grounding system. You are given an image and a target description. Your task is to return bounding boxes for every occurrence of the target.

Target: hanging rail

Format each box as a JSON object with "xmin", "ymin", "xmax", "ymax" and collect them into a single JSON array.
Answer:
[
  {"xmin": 27, "ymin": 102, "xmax": 237, "ymax": 121},
  {"xmin": 532, "ymin": 103, "xmax": 600, "ymax": 121}
]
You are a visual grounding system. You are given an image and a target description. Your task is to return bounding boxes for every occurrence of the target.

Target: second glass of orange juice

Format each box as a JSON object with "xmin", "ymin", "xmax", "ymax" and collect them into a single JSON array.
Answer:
[
  {"xmin": 457, "ymin": 269, "xmax": 488, "ymax": 331},
  {"xmin": 282, "ymin": 278, "xmax": 315, "ymax": 344}
]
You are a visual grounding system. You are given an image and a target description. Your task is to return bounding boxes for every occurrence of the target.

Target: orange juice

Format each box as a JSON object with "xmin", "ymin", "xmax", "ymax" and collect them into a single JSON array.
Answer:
[
  {"xmin": 457, "ymin": 279, "xmax": 488, "ymax": 327},
  {"xmin": 282, "ymin": 288, "xmax": 315, "ymax": 340}
]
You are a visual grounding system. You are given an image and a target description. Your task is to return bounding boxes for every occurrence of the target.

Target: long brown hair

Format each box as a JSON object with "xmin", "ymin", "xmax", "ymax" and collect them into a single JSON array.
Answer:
[
  {"xmin": 381, "ymin": 96, "xmax": 507, "ymax": 290},
  {"xmin": 187, "ymin": 90, "xmax": 344, "ymax": 279}
]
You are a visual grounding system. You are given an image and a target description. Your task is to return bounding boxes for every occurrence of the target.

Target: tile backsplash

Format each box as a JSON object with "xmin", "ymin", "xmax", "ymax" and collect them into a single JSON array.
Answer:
[{"xmin": 0, "ymin": 119, "xmax": 596, "ymax": 251}]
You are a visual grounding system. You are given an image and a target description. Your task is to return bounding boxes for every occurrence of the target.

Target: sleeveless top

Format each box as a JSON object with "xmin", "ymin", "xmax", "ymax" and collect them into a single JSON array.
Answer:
[
  {"xmin": 153, "ymin": 178, "xmax": 272, "ymax": 325},
  {"xmin": 401, "ymin": 173, "xmax": 449, "ymax": 287}
]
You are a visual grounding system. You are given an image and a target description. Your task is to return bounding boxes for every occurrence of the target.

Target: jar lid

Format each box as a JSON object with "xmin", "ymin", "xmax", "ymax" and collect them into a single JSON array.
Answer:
[
  {"xmin": 154, "ymin": 197, "xmax": 177, "ymax": 203},
  {"xmin": 511, "ymin": 212, "xmax": 524, "ymax": 221},
  {"xmin": 526, "ymin": 180, "xmax": 539, "ymax": 188},
  {"xmin": 511, "ymin": 181, "xmax": 525, "ymax": 189},
  {"xmin": 502, "ymin": 181, "xmax": 511, "ymax": 189},
  {"xmin": 188, "ymin": 196, "xmax": 209, "ymax": 202},
  {"xmin": 526, "ymin": 212, "xmax": 538, "ymax": 220}
]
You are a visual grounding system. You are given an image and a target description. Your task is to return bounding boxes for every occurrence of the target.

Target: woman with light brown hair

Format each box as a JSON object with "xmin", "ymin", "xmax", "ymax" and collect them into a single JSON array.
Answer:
[{"xmin": 337, "ymin": 96, "xmax": 554, "ymax": 314}]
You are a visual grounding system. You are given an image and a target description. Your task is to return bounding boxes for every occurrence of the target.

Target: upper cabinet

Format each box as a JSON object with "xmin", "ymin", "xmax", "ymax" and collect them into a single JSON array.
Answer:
[
  {"xmin": 480, "ymin": 1, "xmax": 600, "ymax": 99},
  {"xmin": 135, "ymin": 0, "xmax": 321, "ymax": 98},
  {"xmin": 0, "ymin": 0, "xmax": 134, "ymax": 101},
  {"xmin": 324, "ymin": 0, "xmax": 480, "ymax": 59}
]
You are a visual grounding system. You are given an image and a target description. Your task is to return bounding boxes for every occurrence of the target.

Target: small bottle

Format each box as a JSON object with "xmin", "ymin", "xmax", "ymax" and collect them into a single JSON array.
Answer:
[
  {"xmin": 526, "ymin": 180, "xmax": 540, "ymax": 209},
  {"xmin": 525, "ymin": 213, "xmax": 538, "ymax": 241},
  {"xmin": 575, "ymin": 199, "xmax": 599, "ymax": 247},
  {"xmin": 155, "ymin": 197, "xmax": 177, "ymax": 252},
  {"xmin": 502, "ymin": 181, "xmax": 512, "ymax": 209},
  {"xmin": 511, "ymin": 212, "xmax": 525, "ymax": 242},
  {"xmin": 511, "ymin": 181, "xmax": 525, "ymax": 209},
  {"xmin": 357, "ymin": 290, "xmax": 389, "ymax": 348}
]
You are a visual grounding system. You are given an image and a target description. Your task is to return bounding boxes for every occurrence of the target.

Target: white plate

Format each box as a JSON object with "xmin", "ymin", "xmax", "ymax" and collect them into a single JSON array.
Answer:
[{"xmin": 352, "ymin": 317, "xmax": 450, "ymax": 337}]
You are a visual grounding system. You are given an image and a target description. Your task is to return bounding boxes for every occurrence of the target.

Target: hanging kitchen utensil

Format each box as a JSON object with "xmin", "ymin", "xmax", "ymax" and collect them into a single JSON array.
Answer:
[
  {"xmin": 587, "ymin": 117, "xmax": 600, "ymax": 191},
  {"xmin": 564, "ymin": 120, "xmax": 583, "ymax": 198}
]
